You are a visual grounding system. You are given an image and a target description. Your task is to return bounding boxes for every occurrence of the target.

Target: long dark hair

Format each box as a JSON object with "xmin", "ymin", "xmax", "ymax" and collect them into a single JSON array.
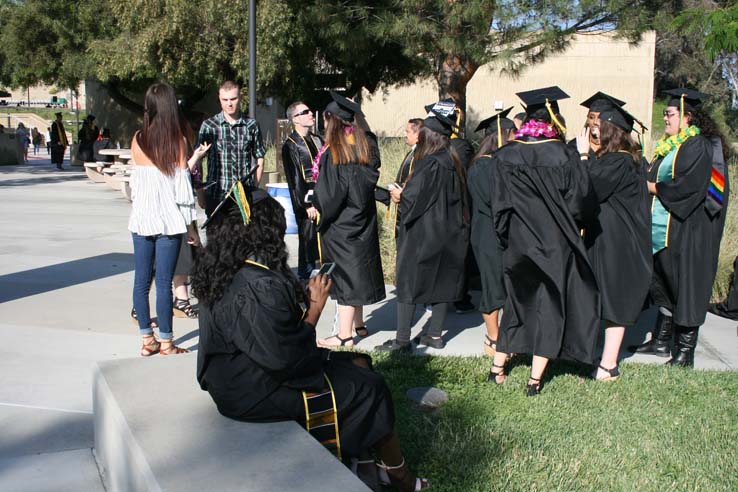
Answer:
[
  {"xmin": 414, "ymin": 126, "xmax": 464, "ymax": 180},
  {"xmin": 135, "ymin": 82, "xmax": 193, "ymax": 176},
  {"xmin": 323, "ymin": 112, "xmax": 370, "ymax": 165},
  {"xmin": 687, "ymin": 108, "xmax": 733, "ymax": 161},
  {"xmin": 191, "ymin": 197, "xmax": 305, "ymax": 306},
  {"xmin": 474, "ymin": 128, "xmax": 515, "ymax": 160},
  {"xmin": 597, "ymin": 120, "xmax": 641, "ymax": 163}
]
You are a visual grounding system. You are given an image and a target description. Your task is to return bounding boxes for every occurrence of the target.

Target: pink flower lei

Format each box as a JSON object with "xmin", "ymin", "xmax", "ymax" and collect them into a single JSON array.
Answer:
[
  {"xmin": 311, "ymin": 143, "xmax": 328, "ymax": 181},
  {"xmin": 515, "ymin": 119, "xmax": 559, "ymax": 139}
]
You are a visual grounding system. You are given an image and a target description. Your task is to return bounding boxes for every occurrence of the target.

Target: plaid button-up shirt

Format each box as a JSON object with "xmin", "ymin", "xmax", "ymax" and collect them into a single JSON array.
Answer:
[{"xmin": 197, "ymin": 112, "xmax": 266, "ymax": 201}]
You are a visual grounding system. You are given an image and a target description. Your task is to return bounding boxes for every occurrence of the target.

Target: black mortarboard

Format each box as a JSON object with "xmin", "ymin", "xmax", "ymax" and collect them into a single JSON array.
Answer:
[
  {"xmin": 599, "ymin": 105, "xmax": 638, "ymax": 133},
  {"xmin": 325, "ymin": 90, "xmax": 362, "ymax": 122},
  {"xmin": 202, "ymin": 167, "xmax": 275, "ymax": 228},
  {"xmin": 86, "ymin": 114, "xmax": 96, "ymax": 121},
  {"xmin": 54, "ymin": 112, "xmax": 62, "ymax": 117},
  {"xmin": 423, "ymin": 98, "xmax": 456, "ymax": 117},
  {"xmin": 423, "ymin": 109, "xmax": 457, "ymax": 137},
  {"xmin": 516, "ymin": 86, "xmax": 569, "ymax": 115},
  {"xmin": 580, "ymin": 91, "xmax": 626, "ymax": 112},
  {"xmin": 663, "ymin": 88, "xmax": 710, "ymax": 112},
  {"xmin": 475, "ymin": 107, "xmax": 516, "ymax": 134}
]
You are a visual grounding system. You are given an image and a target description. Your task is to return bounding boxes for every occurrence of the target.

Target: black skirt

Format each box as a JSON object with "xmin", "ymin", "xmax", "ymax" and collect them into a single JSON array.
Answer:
[{"xmin": 239, "ymin": 353, "xmax": 395, "ymax": 459}]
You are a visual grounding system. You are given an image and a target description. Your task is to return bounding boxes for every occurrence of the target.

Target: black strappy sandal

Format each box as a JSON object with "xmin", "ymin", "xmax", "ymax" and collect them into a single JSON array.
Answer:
[
  {"xmin": 592, "ymin": 364, "xmax": 620, "ymax": 381},
  {"xmin": 484, "ymin": 334, "xmax": 497, "ymax": 357},
  {"xmin": 355, "ymin": 326, "xmax": 369, "ymax": 337},
  {"xmin": 526, "ymin": 376, "xmax": 542, "ymax": 397},
  {"xmin": 317, "ymin": 334, "xmax": 354, "ymax": 348},
  {"xmin": 487, "ymin": 362, "xmax": 506, "ymax": 384},
  {"xmin": 173, "ymin": 298, "xmax": 198, "ymax": 319}
]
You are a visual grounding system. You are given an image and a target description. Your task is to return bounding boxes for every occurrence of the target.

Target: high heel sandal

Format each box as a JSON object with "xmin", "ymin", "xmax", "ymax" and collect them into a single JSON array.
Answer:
[
  {"xmin": 354, "ymin": 326, "xmax": 369, "ymax": 337},
  {"xmin": 487, "ymin": 362, "xmax": 506, "ymax": 384},
  {"xmin": 131, "ymin": 308, "xmax": 159, "ymax": 329},
  {"xmin": 173, "ymin": 298, "xmax": 198, "ymax": 319},
  {"xmin": 483, "ymin": 334, "xmax": 497, "ymax": 357},
  {"xmin": 526, "ymin": 376, "xmax": 542, "ymax": 397},
  {"xmin": 378, "ymin": 458, "xmax": 428, "ymax": 492}
]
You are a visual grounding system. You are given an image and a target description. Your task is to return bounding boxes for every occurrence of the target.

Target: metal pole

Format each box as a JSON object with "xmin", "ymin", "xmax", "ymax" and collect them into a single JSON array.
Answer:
[{"xmin": 248, "ymin": 0, "xmax": 256, "ymax": 119}]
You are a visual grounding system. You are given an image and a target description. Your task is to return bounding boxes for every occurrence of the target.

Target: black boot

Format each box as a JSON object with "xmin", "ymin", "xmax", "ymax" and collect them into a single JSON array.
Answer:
[
  {"xmin": 628, "ymin": 312, "xmax": 673, "ymax": 356},
  {"xmin": 667, "ymin": 326, "xmax": 699, "ymax": 368}
]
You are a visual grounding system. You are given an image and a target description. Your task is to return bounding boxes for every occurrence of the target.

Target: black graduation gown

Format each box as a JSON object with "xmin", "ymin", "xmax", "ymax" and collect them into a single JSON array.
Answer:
[
  {"xmin": 649, "ymin": 135, "xmax": 728, "ymax": 327},
  {"xmin": 281, "ymin": 131, "xmax": 322, "ymax": 270},
  {"xmin": 468, "ymin": 155, "xmax": 506, "ymax": 313},
  {"xmin": 583, "ymin": 152, "xmax": 652, "ymax": 326},
  {"xmin": 395, "ymin": 150, "xmax": 467, "ymax": 304},
  {"xmin": 314, "ymin": 150, "xmax": 386, "ymax": 305},
  {"xmin": 196, "ymin": 264, "xmax": 395, "ymax": 458},
  {"xmin": 491, "ymin": 137, "xmax": 601, "ymax": 363},
  {"xmin": 451, "ymin": 137, "xmax": 475, "ymax": 170}
]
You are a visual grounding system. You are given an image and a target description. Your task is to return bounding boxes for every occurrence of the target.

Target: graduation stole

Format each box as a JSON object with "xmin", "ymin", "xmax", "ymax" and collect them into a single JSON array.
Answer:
[
  {"xmin": 651, "ymin": 147, "xmax": 679, "ymax": 254},
  {"xmin": 705, "ymin": 137, "xmax": 726, "ymax": 217},
  {"xmin": 653, "ymin": 125, "xmax": 700, "ymax": 158},
  {"xmin": 302, "ymin": 375, "xmax": 342, "ymax": 460}
]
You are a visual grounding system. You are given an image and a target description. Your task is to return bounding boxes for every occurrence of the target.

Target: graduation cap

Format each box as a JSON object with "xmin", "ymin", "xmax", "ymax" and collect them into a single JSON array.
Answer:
[
  {"xmin": 423, "ymin": 109, "xmax": 457, "ymax": 137},
  {"xmin": 54, "ymin": 112, "xmax": 63, "ymax": 117},
  {"xmin": 202, "ymin": 167, "xmax": 275, "ymax": 228},
  {"xmin": 475, "ymin": 107, "xmax": 516, "ymax": 134},
  {"xmin": 324, "ymin": 90, "xmax": 362, "ymax": 122},
  {"xmin": 86, "ymin": 114, "xmax": 96, "ymax": 121},
  {"xmin": 516, "ymin": 86, "xmax": 569, "ymax": 133},
  {"xmin": 599, "ymin": 105, "xmax": 638, "ymax": 133},
  {"xmin": 423, "ymin": 98, "xmax": 457, "ymax": 117},
  {"xmin": 663, "ymin": 88, "xmax": 710, "ymax": 113},
  {"xmin": 580, "ymin": 91, "xmax": 626, "ymax": 113}
]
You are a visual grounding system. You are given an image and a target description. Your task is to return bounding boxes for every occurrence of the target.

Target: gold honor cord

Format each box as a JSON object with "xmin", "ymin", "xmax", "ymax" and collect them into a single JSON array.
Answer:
[
  {"xmin": 244, "ymin": 259, "xmax": 269, "ymax": 270},
  {"xmin": 679, "ymin": 94, "xmax": 685, "ymax": 132},
  {"xmin": 545, "ymin": 98, "xmax": 567, "ymax": 135}
]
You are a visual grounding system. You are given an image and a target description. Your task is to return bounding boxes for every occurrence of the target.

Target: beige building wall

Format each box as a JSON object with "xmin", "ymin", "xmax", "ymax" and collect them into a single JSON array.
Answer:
[{"xmin": 361, "ymin": 31, "xmax": 656, "ymax": 149}]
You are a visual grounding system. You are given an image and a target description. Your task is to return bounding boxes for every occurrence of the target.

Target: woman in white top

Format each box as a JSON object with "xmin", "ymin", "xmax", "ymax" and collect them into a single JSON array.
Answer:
[{"xmin": 129, "ymin": 82, "xmax": 200, "ymax": 356}]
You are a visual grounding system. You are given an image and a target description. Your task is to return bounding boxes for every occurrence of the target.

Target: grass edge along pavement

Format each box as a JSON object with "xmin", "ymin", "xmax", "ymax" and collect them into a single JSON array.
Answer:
[{"xmin": 373, "ymin": 353, "xmax": 738, "ymax": 492}]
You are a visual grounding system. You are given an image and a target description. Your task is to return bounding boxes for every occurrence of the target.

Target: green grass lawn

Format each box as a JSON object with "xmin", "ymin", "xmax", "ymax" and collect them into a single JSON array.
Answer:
[{"xmin": 374, "ymin": 353, "xmax": 738, "ymax": 492}]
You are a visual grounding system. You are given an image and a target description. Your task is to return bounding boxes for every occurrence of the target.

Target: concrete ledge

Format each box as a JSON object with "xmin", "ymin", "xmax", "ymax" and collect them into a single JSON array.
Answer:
[{"xmin": 93, "ymin": 354, "xmax": 369, "ymax": 492}]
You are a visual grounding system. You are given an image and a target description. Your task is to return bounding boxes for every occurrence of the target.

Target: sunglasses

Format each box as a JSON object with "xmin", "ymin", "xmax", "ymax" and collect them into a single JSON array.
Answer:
[{"xmin": 293, "ymin": 108, "xmax": 312, "ymax": 117}]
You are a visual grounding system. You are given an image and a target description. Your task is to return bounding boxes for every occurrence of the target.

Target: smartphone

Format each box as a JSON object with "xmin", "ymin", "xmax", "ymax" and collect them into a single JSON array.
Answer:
[
  {"xmin": 304, "ymin": 190, "xmax": 314, "ymax": 203},
  {"xmin": 310, "ymin": 262, "xmax": 335, "ymax": 278}
]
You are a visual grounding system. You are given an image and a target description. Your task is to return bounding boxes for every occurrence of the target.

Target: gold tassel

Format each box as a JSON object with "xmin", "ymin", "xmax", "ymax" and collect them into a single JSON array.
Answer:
[
  {"xmin": 545, "ymin": 98, "xmax": 567, "ymax": 135},
  {"xmin": 497, "ymin": 117, "xmax": 502, "ymax": 149}
]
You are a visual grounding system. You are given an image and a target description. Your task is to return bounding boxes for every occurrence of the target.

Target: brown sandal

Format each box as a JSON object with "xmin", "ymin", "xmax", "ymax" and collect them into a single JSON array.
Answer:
[
  {"xmin": 160, "ymin": 341, "xmax": 190, "ymax": 355},
  {"xmin": 140, "ymin": 336, "xmax": 161, "ymax": 357}
]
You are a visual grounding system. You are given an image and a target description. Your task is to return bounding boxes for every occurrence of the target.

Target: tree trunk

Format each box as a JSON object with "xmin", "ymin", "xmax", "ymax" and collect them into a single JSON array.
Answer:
[{"xmin": 436, "ymin": 54, "xmax": 479, "ymax": 137}]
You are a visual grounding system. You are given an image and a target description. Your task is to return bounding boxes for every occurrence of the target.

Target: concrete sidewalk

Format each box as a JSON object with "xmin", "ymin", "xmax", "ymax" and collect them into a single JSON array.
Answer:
[{"xmin": 1, "ymin": 158, "xmax": 736, "ymax": 490}]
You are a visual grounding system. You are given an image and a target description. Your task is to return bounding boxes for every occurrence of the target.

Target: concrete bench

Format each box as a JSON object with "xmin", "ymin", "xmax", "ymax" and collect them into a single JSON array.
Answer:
[
  {"xmin": 93, "ymin": 354, "xmax": 369, "ymax": 492},
  {"xmin": 84, "ymin": 162, "xmax": 106, "ymax": 183}
]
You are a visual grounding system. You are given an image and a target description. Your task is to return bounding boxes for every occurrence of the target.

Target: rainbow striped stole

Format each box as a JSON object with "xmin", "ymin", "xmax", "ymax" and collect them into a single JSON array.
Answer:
[{"xmin": 708, "ymin": 166, "xmax": 725, "ymax": 205}]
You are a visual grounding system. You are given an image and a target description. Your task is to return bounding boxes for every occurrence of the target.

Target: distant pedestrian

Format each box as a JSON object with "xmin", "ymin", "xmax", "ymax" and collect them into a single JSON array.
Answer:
[
  {"xmin": 15, "ymin": 123, "xmax": 29, "ymax": 162},
  {"xmin": 31, "ymin": 127, "xmax": 41, "ymax": 155},
  {"xmin": 50, "ymin": 113, "xmax": 68, "ymax": 170}
]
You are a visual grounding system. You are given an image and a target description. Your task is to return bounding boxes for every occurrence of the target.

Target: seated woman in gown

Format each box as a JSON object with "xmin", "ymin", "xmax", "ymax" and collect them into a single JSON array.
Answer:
[{"xmin": 191, "ymin": 180, "xmax": 428, "ymax": 491}]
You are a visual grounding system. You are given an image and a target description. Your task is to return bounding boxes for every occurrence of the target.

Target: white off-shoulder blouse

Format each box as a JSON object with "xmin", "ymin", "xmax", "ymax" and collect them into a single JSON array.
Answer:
[{"xmin": 128, "ymin": 166, "xmax": 195, "ymax": 236}]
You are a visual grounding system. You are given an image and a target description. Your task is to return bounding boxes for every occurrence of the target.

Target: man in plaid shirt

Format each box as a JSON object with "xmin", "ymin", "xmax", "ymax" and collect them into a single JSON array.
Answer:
[{"xmin": 192, "ymin": 80, "xmax": 266, "ymax": 216}]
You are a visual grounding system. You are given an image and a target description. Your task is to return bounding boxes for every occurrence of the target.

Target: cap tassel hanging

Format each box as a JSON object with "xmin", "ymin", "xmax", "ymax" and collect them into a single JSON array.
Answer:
[
  {"xmin": 497, "ymin": 117, "xmax": 502, "ymax": 148},
  {"xmin": 233, "ymin": 180, "xmax": 252, "ymax": 225},
  {"xmin": 679, "ymin": 94, "xmax": 685, "ymax": 131},
  {"xmin": 545, "ymin": 98, "xmax": 567, "ymax": 134}
]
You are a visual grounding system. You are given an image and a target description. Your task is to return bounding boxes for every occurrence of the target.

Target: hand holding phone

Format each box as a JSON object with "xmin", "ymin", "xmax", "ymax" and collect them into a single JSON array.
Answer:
[{"xmin": 310, "ymin": 262, "xmax": 335, "ymax": 279}]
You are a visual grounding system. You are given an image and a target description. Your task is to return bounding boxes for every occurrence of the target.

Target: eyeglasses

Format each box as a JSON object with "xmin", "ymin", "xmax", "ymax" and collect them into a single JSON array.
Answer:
[
  {"xmin": 663, "ymin": 111, "xmax": 678, "ymax": 118},
  {"xmin": 293, "ymin": 108, "xmax": 312, "ymax": 117}
]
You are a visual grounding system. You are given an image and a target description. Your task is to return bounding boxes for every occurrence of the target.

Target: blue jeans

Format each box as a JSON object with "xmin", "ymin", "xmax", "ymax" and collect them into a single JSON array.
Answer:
[{"xmin": 131, "ymin": 233, "xmax": 182, "ymax": 339}]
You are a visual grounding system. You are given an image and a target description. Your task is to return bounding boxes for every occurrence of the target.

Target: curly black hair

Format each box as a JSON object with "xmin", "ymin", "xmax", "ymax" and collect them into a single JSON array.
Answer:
[
  {"xmin": 688, "ymin": 108, "xmax": 733, "ymax": 162},
  {"xmin": 191, "ymin": 197, "xmax": 305, "ymax": 307}
]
